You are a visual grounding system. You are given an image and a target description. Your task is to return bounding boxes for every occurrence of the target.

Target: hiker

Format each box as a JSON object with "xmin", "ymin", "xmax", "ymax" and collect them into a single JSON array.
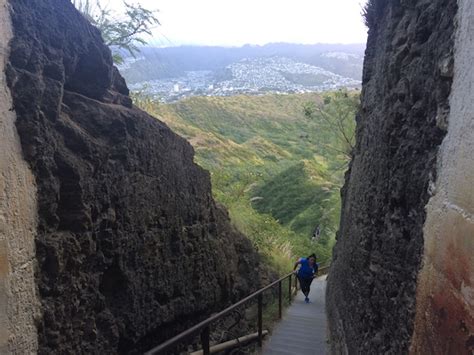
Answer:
[
  {"xmin": 293, "ymin": 253, "xmax": 319, "ymax": 303},
  {"xmin": 311, "ymin": 225, "xmax": 321, "ymax": 243}
]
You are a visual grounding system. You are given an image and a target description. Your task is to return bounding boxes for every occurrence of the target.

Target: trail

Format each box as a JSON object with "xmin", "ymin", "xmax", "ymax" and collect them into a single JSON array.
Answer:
[{"xmin": 262, "ymin": 276, "xmax": 327, "ymax": 355}]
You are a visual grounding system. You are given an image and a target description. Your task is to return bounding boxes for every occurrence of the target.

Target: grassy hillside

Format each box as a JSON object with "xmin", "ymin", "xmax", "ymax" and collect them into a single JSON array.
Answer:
[
  {"xmin": 134, "ymin": 92, "xmax": 358, "ymax": 273},
  {"xmin": 252, "ymin": 159, "xmax": 338, "ymax": 236}
]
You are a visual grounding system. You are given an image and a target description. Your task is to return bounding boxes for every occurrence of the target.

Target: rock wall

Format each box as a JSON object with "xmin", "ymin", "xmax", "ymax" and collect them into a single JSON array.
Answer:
[
  {"xmin": 0, "ymin": 0, "xmax": 40, "ymax": 353},
  {"xmin": 3, "ymin": 0, "xmax": 268, "ymax": 353},
  {"xmin": 411, "ymin": 0, "xmax": 474, "ymax": 352},
  {"xmin": 326, "ymin": 0, "xmax": 463, "ymax": 353}
]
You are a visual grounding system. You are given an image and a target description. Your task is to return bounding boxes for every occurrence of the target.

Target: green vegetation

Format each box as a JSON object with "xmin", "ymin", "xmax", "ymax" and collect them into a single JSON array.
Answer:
[
  {"xmin": 72, "ymin": 0, "xmax": 159, "ymax": 63},
  {"xmin": 133, "ymin": 92, "xmax": 358, "ymax": 274},
  {"xmin": 303, "ymin": 90, "xmax": 358, "ymax": 159}
]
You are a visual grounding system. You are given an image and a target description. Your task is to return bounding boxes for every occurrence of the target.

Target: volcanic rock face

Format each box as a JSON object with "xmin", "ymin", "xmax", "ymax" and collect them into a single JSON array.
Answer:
[
  {"xmin": 327, "ymin": 0, "xmax": 473, "ymax": 354},
  {"xmin": 3, "ymin": 0, "xmax": 266, "ymax": 353}
]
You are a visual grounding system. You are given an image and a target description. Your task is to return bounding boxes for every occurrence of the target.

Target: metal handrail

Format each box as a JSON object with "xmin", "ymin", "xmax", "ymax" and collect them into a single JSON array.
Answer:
[{"xmin": 145, "ymin": 265, "xmax": 330, "ymax": 355}]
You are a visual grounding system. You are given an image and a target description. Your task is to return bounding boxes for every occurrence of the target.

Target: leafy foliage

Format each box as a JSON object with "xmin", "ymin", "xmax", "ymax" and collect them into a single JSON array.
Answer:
[
  {"xmin": 303, "ymin": 90, "xmax": 359, "ymax": 160},
  {"xmin": 72, "ymin": 0, "xmax": 159, "ymax": 63},
  {"xmin": 133, "ymin": 93, "xmax": 358, "ymax": 273}
]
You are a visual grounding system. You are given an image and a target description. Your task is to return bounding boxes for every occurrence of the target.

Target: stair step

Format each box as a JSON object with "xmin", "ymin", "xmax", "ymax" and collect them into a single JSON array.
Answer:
[
  {"xmin": 262, "ymin": 278, "xmax": 327, "ymax": 355},
  {"xmin": 269, "ymin": 340, "xmax": 321, "ymax": 349},
  {"xmin": 263, "ymin": 347, "xmax": 297, "ymax": 355}
]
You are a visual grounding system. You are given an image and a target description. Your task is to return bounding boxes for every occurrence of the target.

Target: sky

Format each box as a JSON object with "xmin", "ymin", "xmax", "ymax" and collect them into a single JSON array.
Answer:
[{"xmin": 108, "ymin": 0, "xmax": 368, "ymax": 47}]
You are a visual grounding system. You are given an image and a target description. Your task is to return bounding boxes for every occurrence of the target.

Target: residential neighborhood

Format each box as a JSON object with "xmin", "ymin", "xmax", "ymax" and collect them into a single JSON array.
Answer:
[{"xmin": 128, "ymin": 56, "xmax": 361, "ymax": 102}]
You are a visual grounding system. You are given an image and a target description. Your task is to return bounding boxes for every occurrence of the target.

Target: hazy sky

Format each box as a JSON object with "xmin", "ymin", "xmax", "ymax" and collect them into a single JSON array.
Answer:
[{"xmin": 109, "ymin": 0, "xmax": 368, "ymax": 47}]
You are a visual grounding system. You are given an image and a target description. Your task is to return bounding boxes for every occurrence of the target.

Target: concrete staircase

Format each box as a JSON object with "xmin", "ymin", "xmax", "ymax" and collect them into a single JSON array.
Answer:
[{"xmin": 262, "ymin": 277, "xmax": 327, "ymax": 355}]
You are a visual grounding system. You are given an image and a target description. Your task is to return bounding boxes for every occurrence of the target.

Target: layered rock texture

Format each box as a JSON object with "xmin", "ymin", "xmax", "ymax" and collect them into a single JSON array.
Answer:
[
  {"xmin": 1, "ymin": 0, "xmax": 267, "ymax": 353},
  {"xmin": 327, "ymin": 0, "xmax": 473, "ymax": 354}
]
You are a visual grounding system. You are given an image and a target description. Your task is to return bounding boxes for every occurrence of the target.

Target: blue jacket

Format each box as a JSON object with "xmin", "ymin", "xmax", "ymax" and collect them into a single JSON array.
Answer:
[{"xmin": 297, "ymin": 258, "xmax": 318, "ymax": 279}]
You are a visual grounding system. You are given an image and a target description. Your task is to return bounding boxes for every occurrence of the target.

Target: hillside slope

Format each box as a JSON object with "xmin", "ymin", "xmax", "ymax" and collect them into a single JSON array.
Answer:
[
  {"xmin": 253, "ymin": 159, "xmax": 339, "ymax": 237},
  {"xmin": 136, "ymin": 93, "xmax": 356, "ymax": 270}
]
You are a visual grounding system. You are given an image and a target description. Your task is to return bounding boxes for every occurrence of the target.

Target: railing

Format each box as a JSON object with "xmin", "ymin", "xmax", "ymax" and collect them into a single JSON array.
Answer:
[{"xmin": 145, "ymin": 265, "xmax": 330, "ymax": 355}]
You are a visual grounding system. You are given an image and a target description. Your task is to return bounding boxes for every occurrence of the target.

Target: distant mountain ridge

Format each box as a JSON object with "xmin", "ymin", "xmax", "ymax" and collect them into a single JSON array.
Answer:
[
  {"xmin": 121, "ymin": 43, "xmax": 365, "ymax": 81},
  {"xmin": 119, "ymin": 43, "xmax": 365, "ymax": 101}
]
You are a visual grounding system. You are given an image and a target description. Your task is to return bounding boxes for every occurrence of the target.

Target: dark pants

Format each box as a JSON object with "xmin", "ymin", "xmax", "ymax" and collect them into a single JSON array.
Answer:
[{"xmin": 298, "ymin": 276, "xmax": 313, "ymax": 296}]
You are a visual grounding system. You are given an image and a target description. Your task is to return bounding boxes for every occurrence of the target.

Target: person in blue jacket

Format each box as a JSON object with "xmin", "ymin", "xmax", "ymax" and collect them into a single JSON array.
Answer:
[{"xmin": 293, "ymin": 253, "xmax": 319, "ymax": 303}]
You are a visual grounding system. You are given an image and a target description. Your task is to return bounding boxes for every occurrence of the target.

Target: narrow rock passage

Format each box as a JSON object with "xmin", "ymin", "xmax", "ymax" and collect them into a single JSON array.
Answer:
[{"xmin": 262, "ymin": 276, "xmax": 327, "ymax": 355}]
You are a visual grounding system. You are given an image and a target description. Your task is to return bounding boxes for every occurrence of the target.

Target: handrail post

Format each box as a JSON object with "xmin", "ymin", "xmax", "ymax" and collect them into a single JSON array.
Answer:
[
  {"xmin": 257, "ymin": 293, "xmax": 263, "ymax": 347},
  {"xmin": 294, "ymin": 273, "xmax": 298, "ymax": 295},
  {"xmin": 288, "ymin": 275, "xmax": 292, "ymax": 302},
  {"xmin": 278, "ymin": 280, "xmax": 282, "ymax": 319},
  {"xmin": 201, "ymin": 326, "xmax": 210, "ymax": 355}
]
